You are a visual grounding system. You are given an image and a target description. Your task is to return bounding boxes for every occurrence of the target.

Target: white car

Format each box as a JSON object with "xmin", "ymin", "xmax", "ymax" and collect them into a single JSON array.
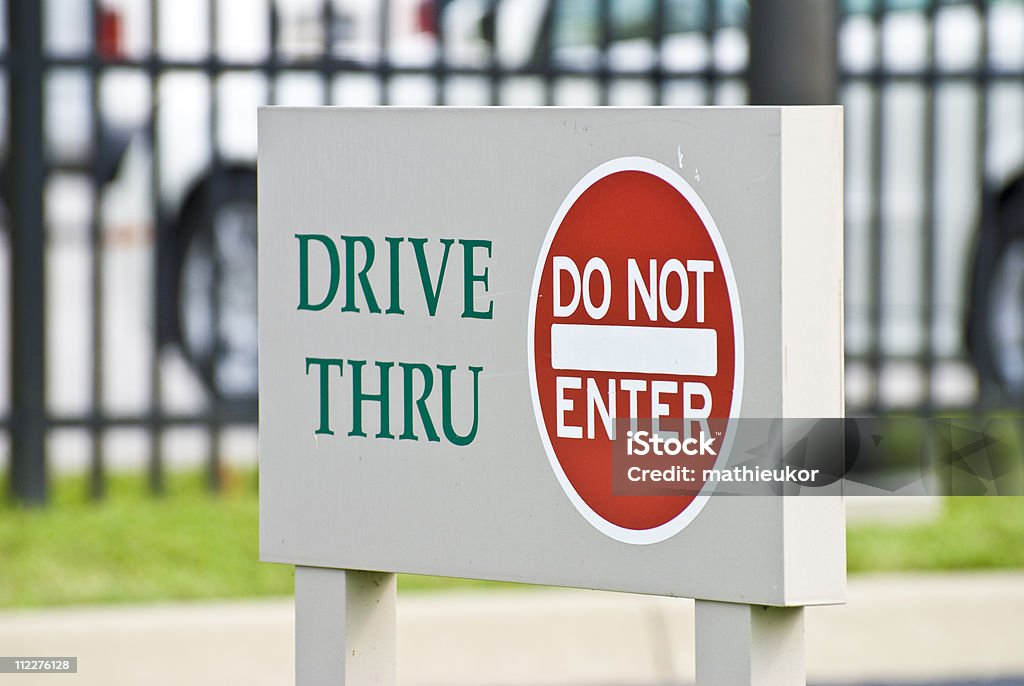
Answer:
[
  {"xmin": 32, "ymin": 0, "xmax": 1024, "ymax": 406},
  {"xmin": 424, "ymin": 0, "xmax": 1024, "ymax": 404}
]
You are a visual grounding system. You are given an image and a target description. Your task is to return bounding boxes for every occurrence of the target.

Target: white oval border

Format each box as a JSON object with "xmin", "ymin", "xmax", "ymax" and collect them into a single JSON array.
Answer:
[{"xmin": 527, "ymin": 157, "xmax": 745, "ymax": 546}]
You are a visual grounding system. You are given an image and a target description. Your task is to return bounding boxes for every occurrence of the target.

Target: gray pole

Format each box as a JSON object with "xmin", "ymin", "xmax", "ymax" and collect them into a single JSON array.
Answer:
[
  {"xmin": 295, "ymin": 567, "xmax": 397, "ymax": 685},
  {"xmin": 696, "ymin": 601, "xmax": 806, "ymax": 685},
  {"xmin": 6, "ymin": 0, "xmax": 47, "ymax": 504},
  {"xmin": 748, "ymin": 0, "xmax": 839, "ymax": 105}
]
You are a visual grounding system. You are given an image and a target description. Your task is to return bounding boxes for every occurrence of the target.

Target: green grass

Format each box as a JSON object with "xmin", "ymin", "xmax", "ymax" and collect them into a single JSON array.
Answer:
[
  {"xmin": 847, "ymin": 497, "xmax": 1024, "ymax": 572},
  {"xmin": 0, "ymin": 469, "xmax": 522, "ymax": 609},
  {"xmin": 2, "ymin": 470, "xmax": 1024, "ymax": 608},
  {"xmin": 0, "ymin": 470, "xmax": 290, "ymax": 608}
]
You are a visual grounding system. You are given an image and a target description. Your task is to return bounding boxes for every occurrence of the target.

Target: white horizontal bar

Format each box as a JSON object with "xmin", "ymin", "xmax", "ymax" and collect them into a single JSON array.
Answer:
[{"xmin": 550, "ymin": 324, "xmax": 718, "ymax": 377}]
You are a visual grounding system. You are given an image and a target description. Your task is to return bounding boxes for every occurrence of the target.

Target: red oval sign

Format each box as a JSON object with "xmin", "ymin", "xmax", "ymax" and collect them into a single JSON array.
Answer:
[{"xmin": 528, "ymin": 158, "xmax": 744, "ymax": 544}]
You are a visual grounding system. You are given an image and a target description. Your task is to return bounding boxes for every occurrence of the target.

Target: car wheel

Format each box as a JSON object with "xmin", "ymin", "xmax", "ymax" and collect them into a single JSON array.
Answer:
[
  {"xmin": 177, "ymin": 169, "xmax": 258, "ymax": 402},
  {"xmin": 983, "ymin": 237, "xmax": 1024, "ymax": 398},
  {"xmin": 968, "ymin": 178, "xmax": 1024, "ymax": 402}
]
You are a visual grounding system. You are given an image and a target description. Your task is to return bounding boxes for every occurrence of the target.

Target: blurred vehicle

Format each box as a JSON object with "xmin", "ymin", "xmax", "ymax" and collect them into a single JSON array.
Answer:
[
  {"xmin": 6, "ymin": 0, "xmax": 440, "ymax": 404},
  {"xmin": 177, "ymin": 0, "xmax": 1024, "ymax": 405},
  {"xmin": 837, "ymin": 0, "xmax": 1024, "ymax": 402},
  {"xmin": 446, "ymin": 0, "xmax": 1024, "ymax": 404},
  {"xmin": 161, "ymin": 0, "xmax": 447, "ymax": 402},
  {"xmin": 969, "ymin": 174, "xmax": 1024, "ymax": 400},
  {"xmin": 17, "ymin": 0, "xmax": 1023, "ymax": 407}
]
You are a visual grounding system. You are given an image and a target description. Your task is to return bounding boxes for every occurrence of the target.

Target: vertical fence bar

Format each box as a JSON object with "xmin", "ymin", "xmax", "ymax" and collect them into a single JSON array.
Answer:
[
  {"xmin": 267, "ymin": 1, "xmax": 280, "ymax": 104},
  {"xmin": 379, "ymin": 0, "xmax": 391, "ymax": 105},
  {"xmin": 321, "ymin": 0, "xmax": 333, "ymax": 105},
  {"xmin": 541, "ymin": 0, "xmax": 554, "ymax": 104},
  {"xmin": 597, "ymin": 0, "xmax": 610, "ymax": 106},
  {"xmin": 206, "ymin": 0, "xmax": 223, "ymax": 492},
  {"xmin": 148, "ymin": 0, "xmax": 166, "ymax": 495},
  {"xmin": 652, "ymin": 0, "xmax": 665, "ymax": 106},
  {"xmin": 704, "ymin": 0, "xmax": 718, "ymax": 104},
  {"xmin": 866, "ymin": 4, "xmax": 886, "ymax": 411},
  {"xmin": 748, "ymin": 0, "xmax": 837, "ymax": 106},
  {"xmin": 973, "ymin": 0, "xmax": 991, "ymax": 404},
  {"xmin": 432, "ymin": 0, "xmax": 447, "ymax": 106},
  {"xmin": 6, "ymin": 0, "xmax": 47, "ymax": 504},
  {"xmin": 920, "ymin": 0, "xmax": 938, "ymax": 410},
  {"xmin": 89, "ymin": 0, "xmax": 107, "ymax": 500},
  {"xmin": 486, "ymin": 0, "xmax": 499, "ymax": 106}
]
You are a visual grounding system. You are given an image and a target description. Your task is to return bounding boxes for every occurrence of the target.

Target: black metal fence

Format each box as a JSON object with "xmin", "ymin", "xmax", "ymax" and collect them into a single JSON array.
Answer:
[
  {"xmin": 837, "ymin": 0, "xmax": 1024, "ymax": 414},
  {"xmin": 2, "ymin": 0, "xmax": 1022, "ymax": 503}
]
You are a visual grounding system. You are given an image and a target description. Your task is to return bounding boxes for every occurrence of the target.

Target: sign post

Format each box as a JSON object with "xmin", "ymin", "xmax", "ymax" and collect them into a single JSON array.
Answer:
[
  {"xmin": 696, "ymin": 602, "xmax": 806, "ymax": 684},
  {"xmin": 259, "ymin": 106, "xmax": 845, "ymax": 685},
  {"xmin": 294, "ymin": 567, "xmax": 396, "ymax": 685}
]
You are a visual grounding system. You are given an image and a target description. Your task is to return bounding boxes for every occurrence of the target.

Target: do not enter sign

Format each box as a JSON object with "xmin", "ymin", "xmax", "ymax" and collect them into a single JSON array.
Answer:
[
  {"xmin": 528, "ymin": 157, "xmax": 744, "ymax": 544},
  {"xmin": 262, "ymin": 107, "xmax": 845, "ymax": 604}
]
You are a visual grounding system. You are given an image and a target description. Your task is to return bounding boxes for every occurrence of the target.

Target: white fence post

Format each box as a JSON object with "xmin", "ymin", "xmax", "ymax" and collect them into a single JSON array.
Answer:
[
  {"xmin": 295, "ymin": 567, "xmax": 397, "ymax": 685},
  {"xmin": 695, "ymin": 600, "xmax": 805, "ymax": 685}
]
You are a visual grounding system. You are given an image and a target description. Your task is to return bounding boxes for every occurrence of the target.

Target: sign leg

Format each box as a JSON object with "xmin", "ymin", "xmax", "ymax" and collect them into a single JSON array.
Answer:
[
  {"xmin": 295, "ymin": 567, "xmax": 396, "ymax": 685},
  {"xmin": 695, "ymin": 600, "xmax": 805, "ymax": 686}
]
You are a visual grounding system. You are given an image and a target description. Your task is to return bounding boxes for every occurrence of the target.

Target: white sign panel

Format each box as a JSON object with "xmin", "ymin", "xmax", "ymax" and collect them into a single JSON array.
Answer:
[{"xmin": 259, "ymin": 107, "xmax": 845, "ymax": 605}]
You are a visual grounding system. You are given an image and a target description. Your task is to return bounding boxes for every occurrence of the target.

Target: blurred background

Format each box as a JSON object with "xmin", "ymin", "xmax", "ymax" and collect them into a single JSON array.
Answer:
[
  {"xmin": 0, "ymin": 0, "xmax": 1022, "ymax": 499},
  {"xmin": 1, "ymin": 0, "xmax": 1024, "ymax": 684}
]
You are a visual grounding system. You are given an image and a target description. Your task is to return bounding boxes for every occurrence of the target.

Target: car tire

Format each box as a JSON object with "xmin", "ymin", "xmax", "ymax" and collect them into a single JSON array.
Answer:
[
  {"xmin": 175, "ymin": 168, "xmax": 258, "ymax": 402},
  {"xmin": 968, "ymin": 177, "xmax": 1024, "ymax": 401}
]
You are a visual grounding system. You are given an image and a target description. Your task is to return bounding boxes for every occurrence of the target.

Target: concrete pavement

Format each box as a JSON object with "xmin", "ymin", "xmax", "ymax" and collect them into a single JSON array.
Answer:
[{"xmin": 1, "ymin": 572, "xmax": 1024, "ymax": 685}]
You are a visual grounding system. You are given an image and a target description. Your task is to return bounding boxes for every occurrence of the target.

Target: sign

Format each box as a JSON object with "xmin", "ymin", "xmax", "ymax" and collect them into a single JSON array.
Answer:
[
  {"xmin": 528, "ymin": 157, "xmax": 743, "ymax": 544},
  {"xmin": 259, "ymin": 107, "xmax": 845, "ymax": 606}
]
